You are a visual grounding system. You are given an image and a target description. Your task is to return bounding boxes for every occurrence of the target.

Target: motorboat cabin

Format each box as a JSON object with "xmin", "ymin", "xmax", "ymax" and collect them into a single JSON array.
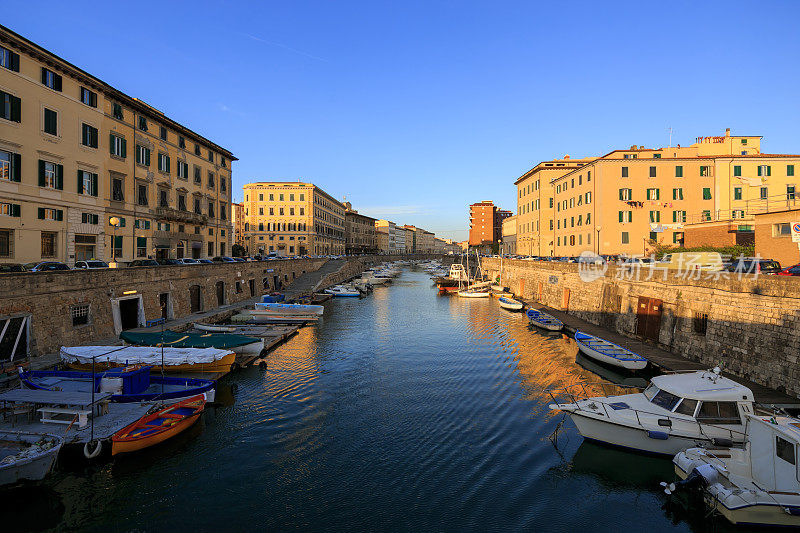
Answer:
[{"xmin": 548, "ymin": 369, "xmax": 755, "ymax": 456}]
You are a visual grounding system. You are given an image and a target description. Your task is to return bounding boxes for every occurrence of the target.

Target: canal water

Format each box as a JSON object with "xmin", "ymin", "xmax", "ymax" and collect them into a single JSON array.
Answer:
[{"xmin": 9, "ymin": 267, "xmax": 726, "ymax": 532}]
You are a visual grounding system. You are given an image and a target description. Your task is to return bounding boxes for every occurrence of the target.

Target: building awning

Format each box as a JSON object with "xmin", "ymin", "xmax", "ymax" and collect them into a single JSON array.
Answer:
[
  {"xmin": 155, "ymin": 244, "xmax": 171, "ymax": 249},
  {"xmin": 153, "ymin": 239, "xmax": 171, "ymax": 249},
  {"xmin": 191, "ymin": 241, "xmax": 203, "ymax": 249}
]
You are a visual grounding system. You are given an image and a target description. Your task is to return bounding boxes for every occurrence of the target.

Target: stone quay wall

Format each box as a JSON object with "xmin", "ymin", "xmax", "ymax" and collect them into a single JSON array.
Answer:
[{"xmin": 483, "ymin": 258, "xmax": 800, "ymax": 398}]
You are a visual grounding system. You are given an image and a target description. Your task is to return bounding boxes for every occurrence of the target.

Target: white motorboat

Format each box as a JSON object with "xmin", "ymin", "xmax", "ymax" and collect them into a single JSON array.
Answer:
[
  {"xmin": 457, "ymin": 290, "xmax": 490, "ymax": 298},
  {"xmin": 574, "ymin": 330, "xmax": 648, "ymax": 371},
  {"xmin": 194, "ymin": 323, "xmax": 236, "ymax": 333},
  {"xmin": 325, "ymin": 286, "xmax": 360, "ymax": 297},
  {"xmin": 0, "ymin": 431, "xmax": 63, "ymax": 487},
  {"xmin": 526, "ymin": 308, "xmax": 563, "ymax": 331},
  {"xmin": 497, "ymin": 297, "xmax": 524, "ymax": 311},
  {"xmin": 670, "ymin": 414, "xmax": 800, "ymax": 527},
  {"xmin": 548, "ymin": 369, "xmax": 755, "ymax": 456}
]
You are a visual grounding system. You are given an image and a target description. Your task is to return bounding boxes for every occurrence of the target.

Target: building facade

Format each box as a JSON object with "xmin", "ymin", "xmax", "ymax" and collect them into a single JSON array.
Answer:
[
  {"xmin": 344, "ymin": 202, "xmax": 377, "ymax": 254},
  {"xmin": 0, "ymin": 25, "xmax": 235, "ymax": 265},
  {"xmin": 501, "ymin": 215, "xmax": 516, "ymax": 255},
  {"xmin": 232, "ymin": 202, "xmax": 245, "ymax": 251},
  {"xmin": 469, "ymin": 201, "xmax": 497, "ymax": 246},
  {"xmin": 375, "ymin": 219, "xmax": 397, "ymax": 253},
  {"xmin": 242, "ymin": 181, "xmax": 345, "ymax": 256}
]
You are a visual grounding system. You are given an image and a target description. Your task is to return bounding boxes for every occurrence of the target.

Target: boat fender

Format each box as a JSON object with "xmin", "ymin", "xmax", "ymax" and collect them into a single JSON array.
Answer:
[
  {"xmin": 83, "ymin": 440, "xmax": 102, "ymax": 459},
  {"xmin": 646, "ymin": 430, "xmax": 669, "ymax": 440},
  {"xmin": 784, "ymin": 507, "xmax": 800, "ymax": 516}
]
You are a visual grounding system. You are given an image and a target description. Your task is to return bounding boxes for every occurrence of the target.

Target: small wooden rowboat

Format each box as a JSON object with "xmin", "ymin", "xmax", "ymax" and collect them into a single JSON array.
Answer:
[
  {"xmin": 194, "ymin": 323, "xmax": 236, "ymax": 333},
  {"xmin": 112, "ymin": 394, "xmax": 206, "ymax": 455},
  {"xmin": 526, "ymin": 308, "xmax": 564, "ymax": 331},
  {"xmin": 457, "ymin": 290, "xmax": 490, "ymax": 298},
  {"xmin": 497, "ymin": 297, "xmax": 524, "ymax": 311},
  {"xmin": 574, "ymin": 330, "xmax": 648, "ymax": 371}
]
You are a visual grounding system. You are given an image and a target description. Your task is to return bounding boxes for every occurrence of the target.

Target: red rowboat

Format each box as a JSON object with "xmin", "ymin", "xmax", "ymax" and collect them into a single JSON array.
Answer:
[{"xmin": 111, "ymin": 394, "xmax": 206, "ymax": 455}]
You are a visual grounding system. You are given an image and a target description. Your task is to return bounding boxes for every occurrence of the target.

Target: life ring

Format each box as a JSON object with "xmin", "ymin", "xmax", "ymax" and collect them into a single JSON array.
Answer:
[{"xmin": 83, "ymin": 440, "xmax": 102, "ymax": 459}]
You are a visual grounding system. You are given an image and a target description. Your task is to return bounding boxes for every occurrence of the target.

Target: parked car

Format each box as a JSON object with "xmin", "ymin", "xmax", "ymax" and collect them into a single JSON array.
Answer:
[
  {"xmin": 128, "ymin": 259, "xmax": 159, "ymax": 267},
  {"xmin": 74, "ymin": 260, "xmax": 109, "ymax": 269},
  {"xmin": 176, "ymin": 258, "xmax": 199, "ymax": 264},
  {"xmin": 212, "ymin": 256, "xmax": 237, "ymax": 263},
  {"xmin": 23, "ymin": 261, "xmax": 70, "ymax": 272},
  {"xmin": 776, "ymin": 263, "xmax": 800, "ymax": 276},
  {"xmin": 725, "ymin": 258, "xmax": 782, "ymax": 275},
  {"xmin": 157, "ymin": 258, "xmax": 182, "ymax": 266},
  {"xmin": 232, "ymin": 257, "xmax": 246, "ymax": 262},
  {"xmin": 0, "ymin": 263, "xmax": 26, "ymax": 273},
  {"xmin": 198, "ymin": 258, "xmax": 214, "ymax": 264}
]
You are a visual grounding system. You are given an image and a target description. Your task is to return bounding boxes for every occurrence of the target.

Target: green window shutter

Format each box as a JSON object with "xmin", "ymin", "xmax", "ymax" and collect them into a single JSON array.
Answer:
[
  {"xmin": 145, "ymin": 150, "xmax": 150, "ymax": 166},
  {"xmin": 656, "ymin": 211, "xmax": 660, "ymax": 222},
  {"xmin": 137, "ymin": 237, "xmax": 147, "ymax": 248},
  {"xmin": 121, "ymin": 138, "xmax": 127, "ymax": 158},
  {"xmin": 120, "ymin": 217, "xmax": 126, "ymax": 227},
  {"xmin": 109, "ymin": 133, "xmax": 115, "ymax": 155},
  {"xmin": 56, "ymin": 209, "xmax": 63, "ymax": 221},
  {"xmin": 672, "ymin": 211, "xmax": 676, "ymax": 223},
  {"xmin": 37, "ymin": 207, "xmax": 45, "ymax": 219},
  {"xmin": 56, "ymin": 164, "xmax": 63, "ymax": 189},
  {"xmin": 757, "ymin": 166, "xmax": 762, "ymax": 176},
  {"xmin": 166, "ymin": 157, "xmax": 170, "ymax": 173},
  {"xmin": 11, "ymin": 204, "xmax": 20, "ymax": 217},
  {"xmin": 77, "ymin": 170, "xmax": 83, "ymax": 194},
  {"xmin": 767, "ymin": 165, "xmax": 771, "ymax": 176},
  {"xmin": 655, "ymin": 189, "xmax": 660, "ymax": 200},
  {"xmin": 134, "ymin": 219, "xmax": 139, "ymax": 229},
  {"xmin": 93, "ymin": 214, "xmax": 99, "ymax": 224},
  {"xmin": 38, "ymin": 160, "xmax": 45, "ymax": 186},
  {"xmin": 165, "ymin": 223, "xmax": 170, "ymax": 231},
  {"xmin": 618, "ymin": 211, "xmax": 623, "ymax": 222},
  {"xmin": 10, "ymin": 95, "xmax": 21, "ymax": 122},
  {"xmin": 703, "ymin": 188, "xmax": 711, "ymax": 200},
  {"xmin": 734, "ymin": 165, "xmax": 741, "ymax": 176},
  {"xmin": 145, "ymin": 220, "xmax": 151, "ymax": 229},
  {"xmin": 91, "ymin": 173, "xmax": 98, "ymax": 196},
  {"xmin": 618, "ymin": 189, "xmax": 623, "ymax": 200},
  {"xmin": 114, "ymin": 236, "xmax": 123, "ymax": 248},
  {"xmin": 11, "ymin": 153, "xmax": 21, "ymax": 182}
]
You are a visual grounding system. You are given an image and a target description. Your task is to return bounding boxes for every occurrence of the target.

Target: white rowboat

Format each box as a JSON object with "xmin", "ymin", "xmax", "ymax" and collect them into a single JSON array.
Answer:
[
  {"xmin": 526, "ymin": 308, "xmax": 563, "ymax": 331},
  {"xmin": 498, "ymin": 297, "xmax": 524, "ymax": 311},
  {"xmin": 574, "ymin": 330, "xmax": 647, "ymax": 371}
]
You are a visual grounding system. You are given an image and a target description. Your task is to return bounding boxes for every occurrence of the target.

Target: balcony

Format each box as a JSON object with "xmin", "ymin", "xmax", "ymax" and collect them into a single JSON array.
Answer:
[{"xmin": 155, "ymin": 206, "xmax": 208, "ymax": 225}]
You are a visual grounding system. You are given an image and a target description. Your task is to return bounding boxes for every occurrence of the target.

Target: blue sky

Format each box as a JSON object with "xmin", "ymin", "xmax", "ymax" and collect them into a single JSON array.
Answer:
[{"xmin": 6, "ymin": 1, "xmax": 800, "ymax": 240}]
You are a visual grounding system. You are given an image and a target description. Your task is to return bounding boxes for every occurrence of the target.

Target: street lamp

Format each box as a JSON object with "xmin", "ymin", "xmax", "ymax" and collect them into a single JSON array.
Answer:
[
  {"xmin": 595, "ymin": 225, "xmax": 602, "ymax": 256},
  {"xmin": 109, "ymin": 216, "xmax": 120, "ymax": 268}
]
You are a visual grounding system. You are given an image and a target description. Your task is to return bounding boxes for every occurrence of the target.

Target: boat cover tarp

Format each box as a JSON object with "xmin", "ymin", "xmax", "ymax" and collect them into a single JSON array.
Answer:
[
  {"xmin": 119, "ymin": 330, "xmax": 260, "ymax": 349},
  {"xmin": 253, "ymin": 302, "xmax": 324, "ymax": 315},
  {"xmin": 60, "ymin": 345, "xmax": 232, "ymax": 366}
]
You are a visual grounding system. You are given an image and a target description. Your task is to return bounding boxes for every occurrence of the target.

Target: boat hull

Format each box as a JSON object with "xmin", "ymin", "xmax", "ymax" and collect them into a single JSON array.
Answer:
[
  {"xmin": 112, "ymin": 395, "xmax": 205, "ymax": 456},
  {"xmin": 0, "ymin": 431, "xmax": 62, "ymax": 486},
  {"xmin": 498, "ymin": 298, "xmax": 523, "ymax": 311},
  {"xmin": 66, "ymin": 351, "xmax": 236, "ymax": 374},
  {"xmin": 526, "ymin": 310, "xmax": 564, "ymax": 331},
  {"xmin": 112, "ymin": 412, "xmax": 201, "ymax": 456},
  {"xmin": 457, "ymin": 291, "xmax": 489, "ymax": 298},
  {"xmin": 576, "ymin": 343, "xmax": 647, "ymax": 371},
  {"xmin": 194, "ymin": 323, "xmax": 236, "ymax": 333}
]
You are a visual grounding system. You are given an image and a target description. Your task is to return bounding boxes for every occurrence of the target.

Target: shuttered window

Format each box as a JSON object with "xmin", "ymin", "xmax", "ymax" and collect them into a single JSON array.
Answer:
[
  {"xmin": 0, "ymin": 90, "xmax": 21, "ymax": 122},
  {"xmin": 43, "ymin": 108, "xmax": 58, "ymax": 135},
  {"xmin": 41, "ymin": 68, "xmax": 62, "ymax": 91},
  {"xmin": 81, "ymin": 124, "xmax": 98, "ymax": 148},
  {"xmin": 0, "ymin": 46, "xmax": 20, "ymax": 72}
]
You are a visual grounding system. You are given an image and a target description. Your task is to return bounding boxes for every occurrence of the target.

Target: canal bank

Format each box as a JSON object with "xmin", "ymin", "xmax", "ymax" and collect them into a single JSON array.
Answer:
[
  {"xmin": 2, "ymin": 265, "xmax": 716, "ymax": 532},
  {"xmin": 484, "ymin": 258, "xmax": 800, "ymax": 399}
]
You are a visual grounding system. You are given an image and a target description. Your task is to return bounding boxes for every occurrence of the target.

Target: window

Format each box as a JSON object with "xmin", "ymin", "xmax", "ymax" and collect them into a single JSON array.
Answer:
[
  {"xmin": 0, "ymin": 202, "xmax": 21, "ymax": 217},
  {"xmin": 756, "ymin": 165, "xmax": 771, "ymax": 177},
  {"xmin": 696, "ymin": 402, "xmax": 740, "ymax": 425},
  {"xmin": 649, "ymin": 166, "xmax": 656, "ymax": 178},
  {"xmin": 788, "ymin": 186, "xmax": 796, "ymax": 200},
  {"xmin": 675, "ymin": 398, "xmax": 698, "ymax": 416},
  {"xmin": 673, "ymin": 188, "xmax": 684, "ymax": 200},
  {"xmin": 621, "ymin": 166, "xmax": 629, "ymax": 178},
  {"xmin": 650, "ymin": 389, "xmax": 680, "ymax": 411},
  {"xmin": 693, "ymin": 312, "xmax": 708, "ymax": 335},
  {"xmin": 136, "ymin": 145, "xmax": 151, "ymax": 166},
  {"xmin": 178, "ymin": 194, "xmax": 186, "ymax": 211},
  {"xmin": 41, "ymin": 68, "xmax": 62, "ymax": 91},
  {"xmin": 0, "ymin": 150, "xmax": 20, "ymax": 182},
  {"xmin": 159, "ymin": 189, "xmax": 168, "ymax": 208},
  {"xmin": 734, "ymin": 187, "xmax": 742, "ymax": 200},
  {"xmin": 788, "ymin": 165, "xmax": 795, "ymax": 177},
  {"xmin": 220, "ymin": 203, "xmax": 226, "ymax": 220},
  {"xmin": 703, "ymin": 188, "xmax": 712, "ymax": 200},
  {"xmin": 160, "ymin": 126, "xmax": 167, "ymax": 140},
  {"xmin": 269, "ymin": 194, "xmax": 274, "ymax": 201},
  {"xmin": 177, "ymin": 161, "xmax": 188, "ymax": 179},
  {"xmin": 585, "ymin": 191, "xmax": 592, "ymax": 204},
  {"xmin": 672, "ymin": 210, "xmax": 686, "ymax": 223},
  {"xmin": 158, "ymin": 152, "xmax": 170, "ymax": 174},
  {"xmin": 279, "ymin": 194, "xmax": 284, "ymax": 201},
  {"xmin": 0, "ymin": 90, "xmax": 21, "ymax": 122},
  {"xmin": 207, "ymin": 242, "xmax": 214, "ymax": 257},
  {"xmin": 618, "ymin": 211, "xmax": 632, "ymax": 223},
  {"xmin": 194, "ymin": 166, "xmax": 201, "ymax": 184},
  {"xmin": 208, "ymin": 150, "xmax": 214, "ymax": 162},
  {"xmin": 646, "ymin": 188, "xmax": 660, "ymax": 200},
  {"xmin": 741, "ymin": 138, "xmax": 748, "ymax": 145},
  {"xmin": 675, "ymin": 165, "xmax": 683, "ymax": 177},
  {"xmin": 208, "ymin": 202, "xmax": 215, "ymax": 219},
  {"xmin": 77, "ymin": 170, "xmax": 98, "ymax": 196},
  {"xmin": 777, "ymin": 437, "xmax": 796, "ymax": 465},
  {"xmin": 649, "ymin": 211, "xmax": 660, "ymax": 223},
  {"xmin": 43, "ymin": 108, "xmax": 58, "ymax": 135},
  {"xmin": 80, "ymin": 87, "xmax": 97, "ymax": 107},
  {"xmin": 81, "ymin": 123, "xmax": 98, "ymax": 148},
  {"xmin": 702, "ymin": 210, "xmax": 711, "ymax": 221},
  {"xmin": 759, "ymin": 187, "xmax": 768, "ymax": 200},
  {"xmin": 0, "ymin": 229, "xmax": 11, "ymax": 257},
  {"xmin": 0, "ymin": 45, "xmax": 20, "ymax": 72},
  {"xmin": 733, "ymin": 165, "xmax": 742, "ymax": 177},
  {"xmin": 700, "ymin": 166, "xmax": 710, "ymax": 177},
  {"xmin": 136, "ymin": 237, "xmax": 147, "ymax": 257},
  {"xmin": 113, "ymin": 103, "xmax": 124, "ymax": 120},
  {"xmin": 41, "ymin": 232, "xmax": 57, "ymax": 257},
  {"xmin": 208, "ymin": 171, "xmax": 215, "ymax": 188},
  {"xmin": 157, "ymin": 222, "xmax": 170, "ymax": 232},
  {"xmin": 300, "ymin": 207, "xmax": 305, "ymax": 215},
  {"xmin": 39, "ymin": 160, "xmax": 63, "ymax": 189},
  {"xmin": 138, "ymin": 116, "xmax": 148, "ymax": 131},
  {"xmin": 112, "ymin": 235, "xmax": 123, "ymax": 257},
  {"xmin": 106, "ymin": 177, "xmax": 123, "ymax": 203},
  {"xmin": 774, "ymin": 223, "xmax": 792, "ymax": 237},
  {"xmin": 178, "ymin": 136, "xmax": 185, "ymax": 149},
  {"xmin": 81, "ymin": 212, "xmax": 99, "ymax": 224},
  {"xmin": 110, "ymin": 134, "xmax": 126, "ymax": 158},
  {"xmin": 732, "ymin": 209, "xmax": 745, "ymax": 219},
  {"xmin": 137, "ymin": 184, "xmax": 148, "ymax": 206},
  {"xmin": 38, "ymin": 209, "xmax": 61, "ymax": 221},
  {"xmin": 619, "ymin": 188, "xmax": 632, "ymax": 201},
  {"xmin": 71, "ymin": 303, "xmax": 90, "ymax": 326},
  {"xmin": 220, "ymin": 177, "xmax": 226, "ymax": 192},
  {"xmin": 194, "ymin": 198, "xmax": 202, "ymax": 214}
]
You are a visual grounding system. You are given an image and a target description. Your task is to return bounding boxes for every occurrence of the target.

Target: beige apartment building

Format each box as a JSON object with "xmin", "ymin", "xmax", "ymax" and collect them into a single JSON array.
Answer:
[
  {"xmin": 242, "ymin": 181, "xmax": 345, "ymax": 256},
  {"xmin": 344, "ymin": 202, "xmax": 377, "ymax": 254},
  {"xmin": 0, "ymin": 25, "xmax": 234, "ymax": 265},
  {"xmin": 232, "ymin": 202, "xmax": 245, "ymax": 250},
  {"xmin": 518, "ymin": 130, "xmax": 800, "ymax": 257}
]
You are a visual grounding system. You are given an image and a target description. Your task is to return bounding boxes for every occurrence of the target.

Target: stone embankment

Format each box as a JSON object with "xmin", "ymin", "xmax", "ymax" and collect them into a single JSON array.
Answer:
[
  {"xmin": 0, "ymin": 255, "xmax": 439, "ymax": 358},
  {"xmin": 484, "ymin": 258, "xmax": 800, "ymax": 398}
]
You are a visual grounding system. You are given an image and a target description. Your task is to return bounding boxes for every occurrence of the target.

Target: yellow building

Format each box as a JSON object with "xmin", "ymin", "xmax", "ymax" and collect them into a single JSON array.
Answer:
[
  {"xmin": 242, "ymin": 181, "xmax": 345, "ymax": 256},
  {"xmin": 232, "ymin": 202, "xmax": 245, "ymax": 249},
  {"xmin": 0, "ymin": 24, "xmax": 235, "ymax": 265},
  {"xmin": 520, "ymin": 130, "xmax": 800, "ymax": 257}
]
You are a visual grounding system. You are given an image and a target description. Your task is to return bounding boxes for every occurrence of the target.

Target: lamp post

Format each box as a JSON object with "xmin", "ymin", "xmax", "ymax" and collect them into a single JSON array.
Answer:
[
  {"xmin": 595, "ymin": 225, "xmax": 602, "ymax": 256},
  {"xmin": 109, "ymin": 216, "xmax": 120, "ymax": 268}
]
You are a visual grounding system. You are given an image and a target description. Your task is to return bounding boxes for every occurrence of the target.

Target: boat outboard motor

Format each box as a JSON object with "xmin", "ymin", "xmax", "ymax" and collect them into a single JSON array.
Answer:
[{"xmin": 661, "ymin": 463, "xmax": 719, "ymax": 495}]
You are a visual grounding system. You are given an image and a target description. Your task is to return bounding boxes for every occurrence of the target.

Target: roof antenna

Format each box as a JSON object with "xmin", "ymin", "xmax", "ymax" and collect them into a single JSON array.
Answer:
[{"xmin": 667, "ymin": 126, "xmax": 674, "ymax": 148}]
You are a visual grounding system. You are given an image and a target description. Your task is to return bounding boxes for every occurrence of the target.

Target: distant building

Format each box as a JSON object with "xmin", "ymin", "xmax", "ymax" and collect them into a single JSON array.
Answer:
[
  {"xmin": 343, "ymin": 202, "xmax": 377, "ymax": 254},
  {"xmin": 232, "ymin": 202, "xmax": 245, "ymax": 250},
  {"xmin": 375, "ymin": 220, "xmax": 397, "ymax": 254},
  {"xmin": 501, "ymin": 216, "xmax": 516, "ymax": 255},
  {"xmin": 495, "ymin": 209, "xmax": 513, "ymax": 243},
  {"xmin": 242, "ymin": 181, "xmax": 345, "ymax": 256},
  {"xmin": 469, "ymin": 201, "xmax": 497, "ymax": 246}
]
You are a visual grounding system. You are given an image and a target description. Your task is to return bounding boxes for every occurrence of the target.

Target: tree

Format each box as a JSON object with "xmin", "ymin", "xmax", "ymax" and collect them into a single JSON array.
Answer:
[{"xmin": 231, "ymin": 243, "xmax": 246, "ymax": 257}]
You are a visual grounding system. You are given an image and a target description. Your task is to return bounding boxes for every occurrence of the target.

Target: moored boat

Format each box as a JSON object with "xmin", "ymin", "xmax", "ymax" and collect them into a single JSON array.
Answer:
[
  {"xmin": 194, "ymin": 323, "xmax": 236, "ymax": 333},
  {"xmin": 19, "ymin": 365, "xmax": 215, "ymax": 403},
  {"xmin": 253, "ymin": 302, "xmax": 324, "ymax": 316},
  {"xmin": 526, "ymin": 308, "xmax": 564, "ymax": 331},
  {"xmin": 497, "ymin": 296, "xmax": 524, "ymax": 311},
  {"xmin": 0, "ymin": 431, "xmax": 63, "ymax": 487},
  {"xmin": 60, "ymin": 346, "xmax": 236, "ymax": 373},
  {"xmin": 111, "ymin": 394, "xmax": 206, "ymax": 456},
  {"xmin": 547, "ymin": 368, "xmax": 755, "ymax": 456},
  {"xmin": 574, "ymin": 330, "xmax": 647, "ymax": 371},
  {"xmin": 120, "ymin": 330, "xmax": 264, "ymax": 355},
  {"xmin": 457, "ymin": 289, "xmax": 490, "ymax": 298},
  {"xmin": 325, "ymin": 286, "xmax": 360, "ymax": 297}
]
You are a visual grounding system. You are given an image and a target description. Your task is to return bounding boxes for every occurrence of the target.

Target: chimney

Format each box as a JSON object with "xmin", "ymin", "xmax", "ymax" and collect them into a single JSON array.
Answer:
[
  {"xmin": 725, "ymin": 128, "xmax": 731, "ymax": 137},
  {"xmin": 563, "ymin": 154, "xmax": 570, "ymax": 160}
]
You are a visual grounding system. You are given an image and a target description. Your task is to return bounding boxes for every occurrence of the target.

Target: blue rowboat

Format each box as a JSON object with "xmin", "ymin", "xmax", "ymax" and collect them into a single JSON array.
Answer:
[
  {"xmin": 19, "ymin": 366, "xmax": 216, "ymax": 403},
  {"xmin": 498, "ymin": 297, "xmax": 524, "ymax": 311},
  {"xmin": 253, "ymin": 302, "xmax": 324, "ymax": 316},
  {"xmin": 526, "ymin": 308, "xmax": 564, "ymax": 331},
  {"xmin": 574, "ymin": 330, "xmax": 648, "ymax": 371}
]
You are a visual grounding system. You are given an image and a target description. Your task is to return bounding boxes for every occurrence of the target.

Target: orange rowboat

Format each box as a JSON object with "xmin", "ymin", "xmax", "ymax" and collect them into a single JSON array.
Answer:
[{"xmin": 111, "ymin": 394, "xmax": 206, "ymax": 456}]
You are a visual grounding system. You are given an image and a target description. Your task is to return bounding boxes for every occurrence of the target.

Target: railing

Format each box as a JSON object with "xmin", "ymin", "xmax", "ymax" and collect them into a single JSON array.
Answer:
[{"xmin": 155, "ymin": 207, "xmax": 208, "ymax": 225}]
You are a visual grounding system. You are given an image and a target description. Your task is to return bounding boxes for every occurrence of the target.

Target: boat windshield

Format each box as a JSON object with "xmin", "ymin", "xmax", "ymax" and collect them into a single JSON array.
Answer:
[
  {"xmin": 643, "ymin": 383, "xmax": 659, "ymax": 401},
  {"xmin": 674, "ymin": 398, "xmax": 698, "ymax": 417},
  {"xmin": 650, "ymin": 389, "xmax": 681, "ymax": 411}
]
